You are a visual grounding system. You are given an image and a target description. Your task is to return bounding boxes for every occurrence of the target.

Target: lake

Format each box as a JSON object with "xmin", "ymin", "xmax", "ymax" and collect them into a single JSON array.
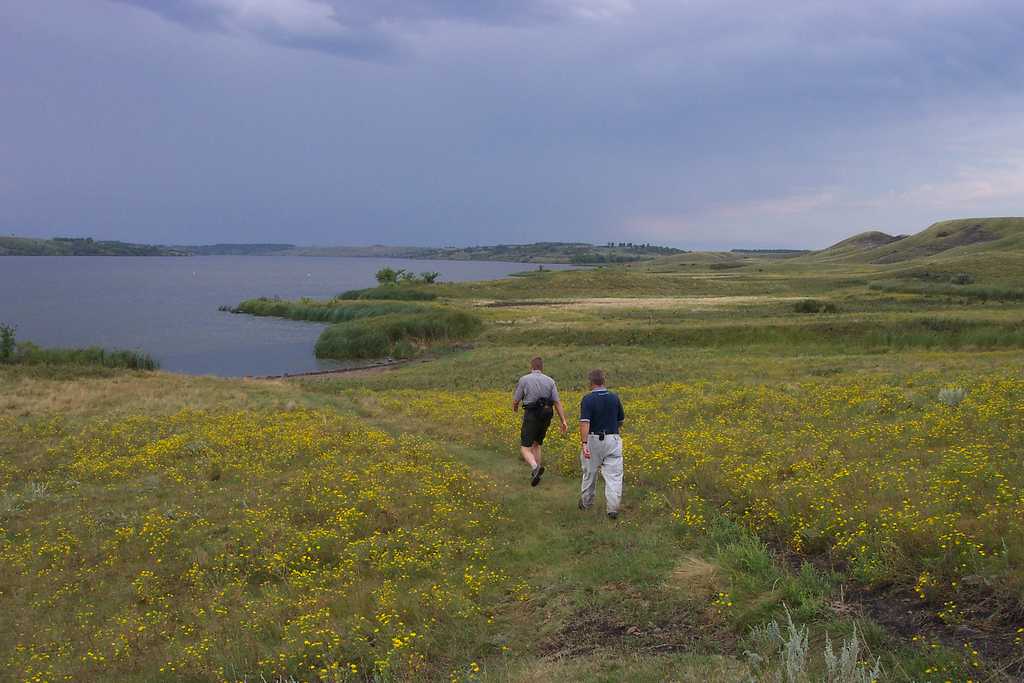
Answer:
[{"xmin": 1, "ymin": 256, "xmax": 568, "ymax": 376}]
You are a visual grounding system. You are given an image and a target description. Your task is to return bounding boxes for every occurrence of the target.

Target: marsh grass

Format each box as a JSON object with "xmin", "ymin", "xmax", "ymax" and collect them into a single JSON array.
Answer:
[
  {"xmin": 315, "ymin": 309, "xmax": 483, "ymax": 360},
  {"xmin": 337, "ymin": 286, "xmax": 438, "ymax": 301},
  {"xmin": 233, "ymin": 297, "xmax": 426, "ymax": 322},
  {"xmin": 4, "ymin": 341, "xmax": 158, "ymax": 370}
]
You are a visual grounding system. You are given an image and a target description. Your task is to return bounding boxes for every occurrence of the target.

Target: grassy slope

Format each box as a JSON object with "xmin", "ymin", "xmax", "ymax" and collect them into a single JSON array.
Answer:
[{"xmin": 797, "ymin": 217, "xmax": 1024, "ymax": 268}]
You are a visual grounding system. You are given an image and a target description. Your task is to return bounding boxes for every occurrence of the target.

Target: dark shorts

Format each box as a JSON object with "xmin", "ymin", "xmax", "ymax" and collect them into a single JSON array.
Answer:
[{"xmin": 521, "ymin": 407, "xmax": 554, "ymax": 447}]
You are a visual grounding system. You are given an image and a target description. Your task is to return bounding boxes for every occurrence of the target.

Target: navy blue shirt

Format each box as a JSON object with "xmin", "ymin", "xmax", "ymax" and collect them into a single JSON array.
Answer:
[{"xmin": 580, "ymin": 388, "xmax": 624, "ymax": 434}]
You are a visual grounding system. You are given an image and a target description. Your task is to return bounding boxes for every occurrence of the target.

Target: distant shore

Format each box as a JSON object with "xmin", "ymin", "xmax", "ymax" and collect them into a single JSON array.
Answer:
[{"xmin": 1, "ymin": 236, "xmax": 685, "ymax": 264}]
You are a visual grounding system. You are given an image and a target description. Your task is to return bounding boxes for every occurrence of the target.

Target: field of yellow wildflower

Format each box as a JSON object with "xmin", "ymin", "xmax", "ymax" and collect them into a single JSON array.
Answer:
[
  {"xmin": 374, "ymin": 373, "xmax": 1024, "ymax": 624},
  {"xmin": 0, "ymin": 409, "xmax": 508, "ymax": 682}
]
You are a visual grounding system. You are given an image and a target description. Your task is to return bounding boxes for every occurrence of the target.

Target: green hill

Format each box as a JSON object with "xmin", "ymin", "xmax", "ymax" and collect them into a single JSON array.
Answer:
[
  {"xmin": 806, "ymin": 217, "xmax": 1024, "ymax": 265},
  {"xmin": 806, "ymin": 230, "xmax": 907, "ymax": 262}
]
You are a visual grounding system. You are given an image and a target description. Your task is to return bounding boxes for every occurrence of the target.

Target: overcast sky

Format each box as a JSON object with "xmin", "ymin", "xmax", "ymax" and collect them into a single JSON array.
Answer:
[{"xmin": 2, "ymin": 1, "xmax": 1022, "ymax": 249}]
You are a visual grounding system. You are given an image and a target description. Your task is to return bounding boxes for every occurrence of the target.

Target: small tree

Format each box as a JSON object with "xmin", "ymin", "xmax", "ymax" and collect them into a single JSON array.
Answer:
[
  {"xmin": 0, "ymin": 323, "xmax": 16, "ymax": 361},
  {"xmin": 419, "ymin": 272, "xmax": 440, "ymax": 284},
  {"xmin": 375, "ymin": 267, "xmax": 399, "ymax": 285},
  {"xmin": 398, "ymin": 270, "xmax": 416, "ymax": 284}
]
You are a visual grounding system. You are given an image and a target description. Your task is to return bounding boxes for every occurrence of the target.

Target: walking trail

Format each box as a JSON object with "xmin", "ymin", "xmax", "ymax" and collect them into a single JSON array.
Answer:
[{"xmin": 358, "ymin": 406, "xmax": 750, "ymax": 682}]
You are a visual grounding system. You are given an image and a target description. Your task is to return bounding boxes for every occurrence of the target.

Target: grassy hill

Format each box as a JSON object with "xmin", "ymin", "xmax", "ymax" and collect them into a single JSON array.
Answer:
[
  {"xmin": 806, "ymin": 230, "xmax": 908, "ymax": 262},
  {"xmin": 803, "ymin": 217, "xmax": 1024, "ymax": 265}
]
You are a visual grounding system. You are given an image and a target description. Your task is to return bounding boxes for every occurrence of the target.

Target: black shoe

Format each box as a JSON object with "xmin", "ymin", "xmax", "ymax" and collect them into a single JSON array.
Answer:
[
  {"xmin": 607, "ymin": 511, "xmax": 619, "ymax": 520},
  {"xmin": 578, "ymin": 500, "xmax": 588, "ymax": 510},
  {"xmin": 531, "ymin": 465, "xmax": 545, "ymax": 487}
]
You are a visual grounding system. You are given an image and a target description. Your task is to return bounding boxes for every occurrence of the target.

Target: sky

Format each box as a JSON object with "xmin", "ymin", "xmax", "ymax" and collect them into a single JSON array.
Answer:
[{"xmin": 1, "ymin": 1, "xmax": 1023, "ymax": 250}]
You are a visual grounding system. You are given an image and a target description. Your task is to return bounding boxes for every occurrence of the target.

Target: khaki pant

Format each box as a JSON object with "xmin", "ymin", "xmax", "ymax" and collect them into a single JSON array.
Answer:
[{"xmin": 580, "ymin": 434, "xmax": 623, "ymax": 513}]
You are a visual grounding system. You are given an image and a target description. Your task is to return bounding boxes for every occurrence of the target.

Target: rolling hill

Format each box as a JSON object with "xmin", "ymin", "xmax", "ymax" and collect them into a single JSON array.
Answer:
[{"xmin": 805, "ymin": 217, "xmax": 1024, "ymax": 265}]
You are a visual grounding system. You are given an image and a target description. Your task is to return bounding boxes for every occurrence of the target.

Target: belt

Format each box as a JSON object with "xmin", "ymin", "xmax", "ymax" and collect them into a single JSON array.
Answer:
[{"xmin": 588, "ymin": 432, "xmax": 619, "ymax": 440}]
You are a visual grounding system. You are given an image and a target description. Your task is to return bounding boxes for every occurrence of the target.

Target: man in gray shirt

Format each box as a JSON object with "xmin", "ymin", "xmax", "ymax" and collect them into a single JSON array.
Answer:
[{"xmin": 513, "ymin": 356, "xmax": 568, "ymax": 486}]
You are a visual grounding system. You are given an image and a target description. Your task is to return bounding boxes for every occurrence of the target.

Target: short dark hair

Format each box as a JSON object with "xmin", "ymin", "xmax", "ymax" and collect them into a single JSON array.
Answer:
[
  {"xmin": 531, "ymin": 356, "xmax": 543, "ymax": 370},
  {"xmin": 588, "ymin": 368, "xmax": 606, "ymax": 386}
]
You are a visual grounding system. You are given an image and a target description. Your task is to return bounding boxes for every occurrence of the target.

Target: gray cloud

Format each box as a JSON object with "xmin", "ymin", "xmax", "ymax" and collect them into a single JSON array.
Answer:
[
  {"xmin": 111, "ymin": 0, "xmax": 633, "ymax": 58},
  {"xmin": 2, "ymin": 0, "xmax": 1023, "ymax": 249}
]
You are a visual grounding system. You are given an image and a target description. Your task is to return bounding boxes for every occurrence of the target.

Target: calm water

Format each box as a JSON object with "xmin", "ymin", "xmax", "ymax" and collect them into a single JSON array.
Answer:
[{"xmin": 1, "ymin": 256, "xmax": 566, "ymax": 376}]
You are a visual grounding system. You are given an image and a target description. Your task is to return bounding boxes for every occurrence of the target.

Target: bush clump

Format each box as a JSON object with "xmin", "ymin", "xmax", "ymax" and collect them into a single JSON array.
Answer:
[
  {"xmin": 745, "ymin": 610, "xmax": 881, "ymax": 682},
  {"xmin": 937, "ymin": 386, "xmax": 968, "ymax": 407},
  {"xmin": 792, "ymin": 299, "xmax": 838, "ymax": 314},
  {"xmin": 315, "ymin": 309, "xmax": 483, "ymax": 360},
  {"xmin": 951, "ymin": 272, "xmax": 975, "ymax": 285},
  {"xmin": 1, "ymin": 323, "xmax": 15, "ymax": 360}
]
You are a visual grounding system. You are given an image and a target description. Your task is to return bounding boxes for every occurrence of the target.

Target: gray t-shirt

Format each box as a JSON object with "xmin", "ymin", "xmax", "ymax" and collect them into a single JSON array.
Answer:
[{"xmin": 513, "ymin": 370, "xmax": 560, "ymax": 405}]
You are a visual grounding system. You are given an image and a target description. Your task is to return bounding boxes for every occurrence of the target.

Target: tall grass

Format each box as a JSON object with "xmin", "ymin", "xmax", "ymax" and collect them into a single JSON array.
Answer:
[
  {"xmin": 315, "ymin": 309, "xmax": 483, "ymax": 360},
  {"xmin": 8, "ymin": 342, "xmax": 158, "ymax": 370},
  {"xmin": 337, "ymin": 286, "xmax": 438, "ymax": 301},
  {"xmin": 233, "ymin": 297, "xmax": 425, "ymax": 322}
]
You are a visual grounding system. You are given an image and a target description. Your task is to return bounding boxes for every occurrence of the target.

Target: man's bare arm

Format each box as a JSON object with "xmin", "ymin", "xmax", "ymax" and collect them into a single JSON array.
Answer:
[
  {"xmin": 512, "ymin": 399, "xmax": 520, "ymax": 412},
  {"xmin": 579, "ymin": 420, "xmax": 591, "ymax": 458},
  {"xmin": 554, "ymin": 400, "xmax": 569, "ymax": 433}
]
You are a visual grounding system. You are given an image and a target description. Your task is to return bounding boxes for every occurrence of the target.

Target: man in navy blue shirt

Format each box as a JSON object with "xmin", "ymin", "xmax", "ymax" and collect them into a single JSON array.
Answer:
[{"xmin": 578, "ymin": 368, "xmax": 625, "ymax": 519}]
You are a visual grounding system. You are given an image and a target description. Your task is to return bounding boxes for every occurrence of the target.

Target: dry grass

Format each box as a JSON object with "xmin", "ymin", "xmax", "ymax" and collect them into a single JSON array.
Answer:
[
  {"xmin": 667, "ymin": 555, "xmax": 722, "ymax": 599},
  {"xmin": 0, "ymin": 369, "xmax": 299, "ymax": 423}
]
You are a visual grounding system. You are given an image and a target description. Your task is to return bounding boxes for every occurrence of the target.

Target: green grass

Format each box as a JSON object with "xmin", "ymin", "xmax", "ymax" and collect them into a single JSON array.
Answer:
[
  {"xmin": 486, "ymin": 316, "xmax": 1024, "ymax": 353},
  {"xmin": 869, "ymin": 280, "xmax": 1024, "ymax": 302}
]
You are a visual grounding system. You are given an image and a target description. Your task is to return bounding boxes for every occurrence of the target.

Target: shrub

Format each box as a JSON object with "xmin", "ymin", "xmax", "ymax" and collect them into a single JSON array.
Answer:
[
  {"xmin": 793, "ymin": 300, "xmax": 838, "ymax": 314},
  {"xmin": 0, "ymin": 323, "xmax": 15, "ymax": 360},
  {"xmin": 951, "ymin": 272, "xmax": 975, "ymax": 285},
  {"xmin": 937, "ymin": 386, "xmax": 968, "ymax": 407},
  {"xmin": 375, "ymin": 268, "xmax": 441, "ymax": 287},
  {"xmin": 375, "ymin": 266, "xmax": 400, "ymax": 285},
  {"xmin": 745, "ymin": 610, "xmax": 881, "ymax": 683}
]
